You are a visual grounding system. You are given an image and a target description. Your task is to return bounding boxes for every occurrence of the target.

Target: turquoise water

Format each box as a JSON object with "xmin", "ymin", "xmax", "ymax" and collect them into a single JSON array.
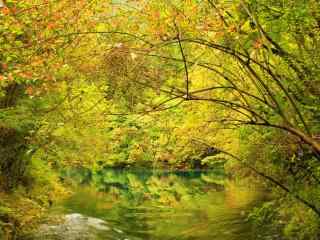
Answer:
[{"xmin": 53, "ymin": 169, "xmax": 279, "ymax": 240}]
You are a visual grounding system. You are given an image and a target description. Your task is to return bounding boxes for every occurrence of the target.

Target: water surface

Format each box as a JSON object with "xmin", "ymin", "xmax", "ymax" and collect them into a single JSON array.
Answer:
[{"xmin": 51, "ymin": 169, "xmax": 278, "ymax": 240}]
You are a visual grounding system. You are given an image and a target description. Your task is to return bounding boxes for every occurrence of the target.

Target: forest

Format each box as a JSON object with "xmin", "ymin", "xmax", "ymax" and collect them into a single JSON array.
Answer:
[{"xmin": 0, "ymin": 0, "xmax": 320, "ymax": 239}]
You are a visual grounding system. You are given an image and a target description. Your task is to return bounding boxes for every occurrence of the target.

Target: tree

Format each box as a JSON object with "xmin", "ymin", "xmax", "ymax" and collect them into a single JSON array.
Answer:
[{"xmin": 81, "ymin": 0, "xmax": 320, "ymax": 216}]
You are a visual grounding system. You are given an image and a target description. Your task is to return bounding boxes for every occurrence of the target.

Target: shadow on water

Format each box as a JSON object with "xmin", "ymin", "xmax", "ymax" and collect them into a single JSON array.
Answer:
[{"xmin": 49, "ymin": 169, "xmax": 278, "ymax": 240}]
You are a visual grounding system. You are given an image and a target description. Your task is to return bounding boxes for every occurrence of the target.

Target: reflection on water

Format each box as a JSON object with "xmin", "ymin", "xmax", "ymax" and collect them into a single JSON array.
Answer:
[{"xmin": 54, "ymin": 169, "xmax": 278, "ymax": 240}]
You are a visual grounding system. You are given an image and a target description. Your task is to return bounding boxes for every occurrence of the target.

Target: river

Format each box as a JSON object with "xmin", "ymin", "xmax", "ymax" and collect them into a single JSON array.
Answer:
[{"xmin": 30, "ymin": 169, "xmax": 280, "ymax": 240}]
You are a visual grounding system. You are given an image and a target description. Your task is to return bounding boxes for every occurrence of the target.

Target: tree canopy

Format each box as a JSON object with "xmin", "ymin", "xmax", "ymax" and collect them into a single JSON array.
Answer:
[{"xmin": 0, "ymin": 0, "xmax": 320, "ymax": 238}]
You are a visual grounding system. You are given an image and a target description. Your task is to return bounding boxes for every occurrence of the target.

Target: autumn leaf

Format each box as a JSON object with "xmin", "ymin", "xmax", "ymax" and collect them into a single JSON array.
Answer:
[
  {"xmin": 1, "ymin": 7, "xmax": 10, "ymax": 15},
  {"xmin": 228, "ymin": 25, "xmax": 237, "ymax": 33},
  {"xmin": 25, "ymin": 86, "xmax": 34, "ymax": 96},
  {"xmin": 7, "ymin": 73, "xmax": 13, "ymax": 81},
  {"xmin": 152, "ymin": 10, "xmax": 160, "ymax": 19},
  {"xmin": 1, "ymin": 63, "xmax": 8, "ymax": 70},
  {"xmin": 31, "ymin": 59, "xmax": 44, "ymax": 67},
  {"xmin": 19, "ymin": 71, "xmax": 33, "ymax": 79},
  {"xmin": 253, "ymin": 38, "xmax": 263, "ymax": 49},
  {"xmin": 47, "ymin": 22, "xmax": 56, "ymax": 30}
]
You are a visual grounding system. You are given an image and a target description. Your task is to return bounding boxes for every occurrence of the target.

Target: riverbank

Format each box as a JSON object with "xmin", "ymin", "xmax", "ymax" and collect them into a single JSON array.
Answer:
[
  {"xmin": 0, "ymin": 191, "xmax": 43, "ymax": 239},
  {"xmin": 0, "ymin": 172, "xmax": 69, "ymax": 239}
]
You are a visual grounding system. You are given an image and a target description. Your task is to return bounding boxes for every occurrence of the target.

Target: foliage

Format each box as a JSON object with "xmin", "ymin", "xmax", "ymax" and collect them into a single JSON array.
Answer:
[
  {"xmin": 247, "ymin": 201, "xmax": 277, "ymax": 226},
  {"xmin": 0, "ymin": 0, "xmax": 319, "ymax": 238}
]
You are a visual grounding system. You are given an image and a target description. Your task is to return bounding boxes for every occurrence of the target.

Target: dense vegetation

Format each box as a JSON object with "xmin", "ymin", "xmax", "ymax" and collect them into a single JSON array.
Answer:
[{"xmin": 0, "ymin": 0, "xmax": 319, "ymax": 238}]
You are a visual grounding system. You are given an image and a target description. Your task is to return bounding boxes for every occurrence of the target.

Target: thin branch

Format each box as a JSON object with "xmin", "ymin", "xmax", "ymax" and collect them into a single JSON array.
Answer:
[
  {"xmin": 207, "ymin": 0, "xmax": 229, "ymax": 27},
  {"xmin": 175, "ymin": 23, "xmax": 190, "ymax": 99}
]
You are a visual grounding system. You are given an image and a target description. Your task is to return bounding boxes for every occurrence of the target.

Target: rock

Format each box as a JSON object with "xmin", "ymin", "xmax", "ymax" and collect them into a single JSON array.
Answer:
[{"xmin": 31, "ymin": 213, "xmax": 110, "ymax": 240}]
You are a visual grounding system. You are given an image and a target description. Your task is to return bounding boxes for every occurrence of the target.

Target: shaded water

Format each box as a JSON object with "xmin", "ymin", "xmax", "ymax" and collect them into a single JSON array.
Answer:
[{"xmin": 47, "ymin": 169, "xmax": 278, "ymax": 240}]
